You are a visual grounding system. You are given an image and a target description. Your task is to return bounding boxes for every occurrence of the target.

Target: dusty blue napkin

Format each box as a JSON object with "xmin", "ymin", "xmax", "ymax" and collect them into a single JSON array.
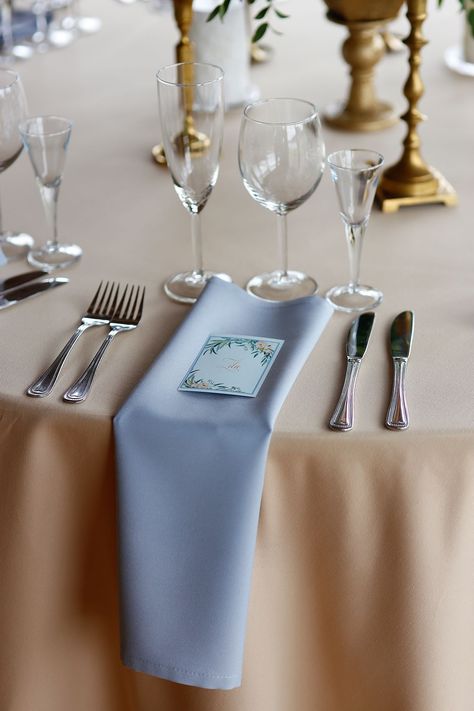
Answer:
[{"xmin": 114, "ymin": 278, "xmax": 333, "ymax": 689}]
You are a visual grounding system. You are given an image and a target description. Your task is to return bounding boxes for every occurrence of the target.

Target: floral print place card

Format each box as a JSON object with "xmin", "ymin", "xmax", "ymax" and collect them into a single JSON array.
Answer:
[{"xmin": 178, "ymin": 334, "xmax": 285, "ymax": 397}]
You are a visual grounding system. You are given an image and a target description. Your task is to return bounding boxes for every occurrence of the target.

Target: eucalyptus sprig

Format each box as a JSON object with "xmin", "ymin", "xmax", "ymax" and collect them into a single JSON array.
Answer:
[{"xmin": 207, "ymin": 0, "xmax": 290, "ymax": 44}]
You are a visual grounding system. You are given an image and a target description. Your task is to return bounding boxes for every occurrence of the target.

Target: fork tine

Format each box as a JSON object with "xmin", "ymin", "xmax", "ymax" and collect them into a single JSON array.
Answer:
[
  {"xmin": 127, "ymin": 285, "xmax": 139, "ymax": 320},
  {"xmin": 135, "ymin": 286, "xmax": 145, "ymax": 322},
  {"xmin": 105, "ymin": 282, "xmax": 121, "ymax": 317},
  {"xmin": 94, "ymin": 281, "xmax": 113, "ymax": 315},
  {"xmin": 87, "ymin": 281, "xmax": 104, "ymax": 313},
  {"xmin": 114, "ymin": 284, "xmax": 129, "ymax": 320}
]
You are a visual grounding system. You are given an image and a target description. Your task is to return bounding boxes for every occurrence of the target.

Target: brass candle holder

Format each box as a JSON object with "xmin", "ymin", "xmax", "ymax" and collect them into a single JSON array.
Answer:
[
  {"xmin": 377, "ymin": 0, "xmax": 458, "ymax": 211},
  {"xmin": 323, "ymin": 11, "xmax": 400, "ymax": 132},
  {"xmin": 152, "ymin": 0, "xmax": 210, "ymax": 167}
]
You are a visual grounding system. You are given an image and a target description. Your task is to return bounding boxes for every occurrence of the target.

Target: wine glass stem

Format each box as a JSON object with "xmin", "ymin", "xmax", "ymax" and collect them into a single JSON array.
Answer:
[
  {"xmin": 277, "ymin": 213, "xmax": 288, "ymax": 278},
  {"xmin": 345, "ymin": 221, "xmax": 365, "ymax": 291},
  {"xmin": 190, "ymin": 211, "xmax": 203, "ymax": 278},
  {"xmin": 41, "ymin": 184, "xmax": 59, "ymax": 248}
]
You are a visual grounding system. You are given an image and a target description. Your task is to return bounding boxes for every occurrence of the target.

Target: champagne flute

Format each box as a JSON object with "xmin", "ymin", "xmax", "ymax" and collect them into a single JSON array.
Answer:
[
  {"xmin": 0, "ymin": 68, "xmax": 33, "ymax": 263},
  {"xmin": 238, "ymin": 98, "xmax": 325, "ymax": 301},
  {"xmin": 157, "ymin": 61, "xmax": 231, "ymax": 304},
  {"xmin": 325, "ymin": 149, "xmax": 384, "ymax": 313},
  {"xmin": 19, "ymin": 115, "xmax": 82, "ymax": 270}
]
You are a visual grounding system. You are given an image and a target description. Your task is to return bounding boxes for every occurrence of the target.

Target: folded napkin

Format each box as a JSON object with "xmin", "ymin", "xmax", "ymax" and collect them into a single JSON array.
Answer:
[{"xmin": 114, "ymin": 278, "xmax": 333, "ymax": 689}]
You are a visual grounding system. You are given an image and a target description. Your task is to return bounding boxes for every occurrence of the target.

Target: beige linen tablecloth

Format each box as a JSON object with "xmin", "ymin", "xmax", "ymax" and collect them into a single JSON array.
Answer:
[{"xmin": 1, "ymin": 1, "xmax": 474, "ymax": 709}]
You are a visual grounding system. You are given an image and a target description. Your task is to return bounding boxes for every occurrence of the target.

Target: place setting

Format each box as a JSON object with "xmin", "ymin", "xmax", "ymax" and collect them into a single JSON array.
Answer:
[{"xmin": 2, "ymin": 3, "xmax": 473, "ymax": 711}]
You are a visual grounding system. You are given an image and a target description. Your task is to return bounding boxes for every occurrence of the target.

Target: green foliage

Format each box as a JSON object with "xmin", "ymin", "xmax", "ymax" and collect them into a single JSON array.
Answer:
[
  {"xmin": 206, "ymin": 0, "xmax": 290, "ymax": 44},
  {"xmin": 438, "ymin": 0, "xmax": 474, "ymax": 36}
]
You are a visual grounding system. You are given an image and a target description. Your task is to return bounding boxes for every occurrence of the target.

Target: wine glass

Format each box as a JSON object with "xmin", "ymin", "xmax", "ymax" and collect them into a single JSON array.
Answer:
[
  {"xmin": 19, "ymin": 115, "xmax": 82, "ymax": 270},
  {"xmin": 325, "ymin": 149, "xmax": 384, "ymax": 313},
  {"xmin": 157, "ymin": 61, "xmax": 231, "ymax": 304},
  {"xmin": 0, "ymin": 68, "xmax": 33, "ymax": 263},
  {"xmin": 238, "ymin": 98, "xmax": 325, "ymax": 301}
]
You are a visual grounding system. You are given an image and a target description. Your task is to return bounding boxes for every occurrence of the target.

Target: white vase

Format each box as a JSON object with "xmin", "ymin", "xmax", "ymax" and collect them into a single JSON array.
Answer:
[
  {"xmin": 189, "ymin": 0, "xmax": 260, "ymax": 109},
  {"xmin": 463, "ymin": 7, "xmax": 474, "ymax": 63}
]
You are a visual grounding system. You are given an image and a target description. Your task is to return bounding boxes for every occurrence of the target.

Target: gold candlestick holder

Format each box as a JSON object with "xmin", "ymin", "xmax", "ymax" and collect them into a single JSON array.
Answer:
[
  {"xmin": 377, "ymin": 0, "xmax": 458, "ymax": 211},
  {"xmin": 152, "ymin": 0, "xmax": 210, "ymax": 167},
  {"xmin": 323, "ymin": 11, "xmax": 399, "ymax": 132}
]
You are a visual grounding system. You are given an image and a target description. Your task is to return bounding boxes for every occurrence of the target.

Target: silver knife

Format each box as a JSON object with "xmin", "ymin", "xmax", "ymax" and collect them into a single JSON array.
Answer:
[
  {"xmin": 0, "ymin": 270, "xmax": 46, "ymax": 296},
  {"xmin": 329, "ymin": 312, "xmax": 375, "ymax": 431},
  {"xmin": 385, "ymin": 311, "xmax": 414, "ymax": 430},
  {"xmin": 0, "ymin": 277, "xmax": 69, "ymax": 310}
]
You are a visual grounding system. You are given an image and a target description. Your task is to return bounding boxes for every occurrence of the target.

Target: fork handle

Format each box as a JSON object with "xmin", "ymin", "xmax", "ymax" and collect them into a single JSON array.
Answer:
[
  {"xmin": 63, "ymin": 328, "xmax": 120, "ymax": 403},
  {"xmin": 27, "ymin": 323, "xmax": 92, "ymax": 398}
]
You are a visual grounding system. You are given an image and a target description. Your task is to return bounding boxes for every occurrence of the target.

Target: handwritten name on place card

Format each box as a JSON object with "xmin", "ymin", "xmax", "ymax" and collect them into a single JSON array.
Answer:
[{"xmin": 178, "ymin": 334, "xmax": 284, "ymax": 398}]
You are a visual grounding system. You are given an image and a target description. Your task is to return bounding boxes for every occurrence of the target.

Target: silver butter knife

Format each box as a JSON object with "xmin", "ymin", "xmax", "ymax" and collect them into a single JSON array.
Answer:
[
  {"xmin": 0, "ymin": 270, "xmax": 45, "ymax": 296},
  {"xmin": 385, "ymin": 310, "xmax": 414, "ymax": 430},
  {"xmin": 329, "ymin": 312, "xmax": 375, "ymax": 432},
  {"xmin": 0, "ymin": 277, "xmax": 69, "ymax": 310}
]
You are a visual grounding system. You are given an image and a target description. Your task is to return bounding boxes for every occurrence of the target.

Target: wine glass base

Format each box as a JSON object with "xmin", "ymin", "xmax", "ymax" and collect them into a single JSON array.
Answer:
[
  {"xmin": 325, "ymin": 284, "xmax": 383, "ymax": 313},
  {"xmin": 0, "ymin": 232, "xmax": 34, "ymax": 263},
  {"xmin": 246, "ymin": 270, "xmax": 318, "ymax": 302},
  {"xmin": 27, "ymin": 243, "xmax": 82, "ymax": 271},
  {"xmin": 164, "ymin": 270, "xmax": 232, "ymax": 304}
]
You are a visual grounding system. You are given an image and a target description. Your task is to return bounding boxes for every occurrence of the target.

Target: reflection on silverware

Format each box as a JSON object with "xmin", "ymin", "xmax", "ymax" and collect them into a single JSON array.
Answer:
[
  {"xmin": 0, "ymin": 277, "xmax": 68, "ymax": 310},
  {"xmin": 0, "ymin": 270, "xmax": 45, "ymax": 296},
  {"xmin": 385, "ymin": 311, "xmax": 414, "ymax": 431},
  {"xmin": 63, "ymin": 285, "xmax": 145, "ymax": 404},
  {"xmin": 27, "ymin": 281, "xmax": 120, "ymax": 398},
  {"xmin": 329, "ymin": 312, "xmax": 375, "ymax": 432}
]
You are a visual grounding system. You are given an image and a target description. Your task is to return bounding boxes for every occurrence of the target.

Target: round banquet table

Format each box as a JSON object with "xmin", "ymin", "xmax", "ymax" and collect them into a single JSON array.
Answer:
[{"xmin": 1, "ymin": 2, "xmax": 474, "ymax": 710}]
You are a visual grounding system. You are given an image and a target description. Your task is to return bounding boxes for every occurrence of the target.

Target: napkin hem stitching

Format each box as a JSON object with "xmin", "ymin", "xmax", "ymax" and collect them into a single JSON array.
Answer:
[{"xmin": 124, "ymin": 654, "xmax": 240, "ymax": 681}]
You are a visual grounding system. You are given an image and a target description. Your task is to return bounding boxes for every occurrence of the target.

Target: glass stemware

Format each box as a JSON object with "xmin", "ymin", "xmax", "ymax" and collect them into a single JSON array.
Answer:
[
  {"xmin": 157, "ymin": 61, "xmax": 231, "ymax": 304},
  {"xmin": 0, "ymin": 69, "xmax": 33, "ymax": 263},
  {"xmin": 325, "ymin": 149, "xmax": 384, "ymax": 313},
  {"xmin": 19, "ymin": 115, "xmax": 82, "ymax": 270},
  {"xmin": 238, "ymin": 98, "xmax": 325, "ymax": 301}
]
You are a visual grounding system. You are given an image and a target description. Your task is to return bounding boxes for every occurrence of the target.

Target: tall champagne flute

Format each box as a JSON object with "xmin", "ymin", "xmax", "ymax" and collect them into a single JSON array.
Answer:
[
  {"xmin": 0, "ymin": 68, "xmax": 33, "ymax": 263},
  {"xmin": 157, "ymin": 62, "xmax": 231, "ymax": 304},
  {"xmin": 19, "ymin": 115, "xmax": 82, "ymax": 270},
  {"xmin": 239, "ymin": 98, "xmax": 325, "ymax": 301}
]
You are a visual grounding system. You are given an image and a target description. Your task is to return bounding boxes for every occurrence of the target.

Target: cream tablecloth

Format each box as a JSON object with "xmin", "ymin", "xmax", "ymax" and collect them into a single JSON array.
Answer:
[{"xmin": 1, "ymin": 1, "xmax": 474, "ymax": 709}]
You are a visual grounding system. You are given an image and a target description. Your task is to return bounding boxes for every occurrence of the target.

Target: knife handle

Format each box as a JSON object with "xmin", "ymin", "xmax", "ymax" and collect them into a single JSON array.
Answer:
[
  {"xmin": 27, "ymin": 323, "xmax": 90, "ymax": 398},
  {"xmin": 385, "ymin": 357, "xmax": 409, "ymax": 430},
  {"xmin": 329, "ymin": 357, "xmax": 361, "ymax": 431}
]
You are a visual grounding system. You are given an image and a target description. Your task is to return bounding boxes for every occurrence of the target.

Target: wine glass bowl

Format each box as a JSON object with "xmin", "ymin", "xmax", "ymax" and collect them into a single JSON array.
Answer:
[
  {"xmin": 0, "ymin": 69, "xmax": 34, "ymax": 262},
  {"xmin": 20, "ymin": 115, "xmax": 82, "ymax": 270},
  {"xmin": 238, "ymin": 98, "xmax": 325, "ymax": 301},
  {"xmin": 157, "ymin": 62, "xmax": 231, "ymax": 304},
  {"xmin": 325, "ymin": 149, "xmax": 384, "ymax": 313}
]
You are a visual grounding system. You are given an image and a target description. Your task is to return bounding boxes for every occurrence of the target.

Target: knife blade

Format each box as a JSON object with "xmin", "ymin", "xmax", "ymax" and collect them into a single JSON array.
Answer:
[
  {"xmin": 385, "ymin": 311, "xmax": 414, "ymax": 430},
  {"xmin": 0, "ymin": 270, "xmax": 46, "ymax": 296},
  {"xmin": 0, "ymin": 277, "xmax": 69, "ymax": 310},
  {"xmin": 329, "ymin": 311, "xmax": 375, "ymax": 431}
]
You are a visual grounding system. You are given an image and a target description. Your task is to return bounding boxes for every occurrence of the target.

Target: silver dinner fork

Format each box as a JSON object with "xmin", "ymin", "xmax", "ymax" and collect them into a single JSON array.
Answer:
[
  {"xmin": 63, "ymin": 284, "xmax": 145, "ymax": 404},
  {"xmin": 27, "ymin": 281, "xmax": 120, "ymax": 398}
]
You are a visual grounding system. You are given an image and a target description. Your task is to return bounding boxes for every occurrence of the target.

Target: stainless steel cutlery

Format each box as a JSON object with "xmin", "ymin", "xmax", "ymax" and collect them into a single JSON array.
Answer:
[
  {"xmin": 26, "ymin": 281, "xmax": 145, "ymax": 402},
  {"xmin": 27, "ymin": 281, "xmax": 120, "ymax": 398},
  {"xmin": 385, "ymin": 311, "xmax": 414, "ymax": 431},
  {"xmin": 329, "ymin": 310, "xmax": 415, "ymax": 431},
  {"xmin": 329, "ymin": 312, "xmax": 375, "ymax": 431},
  {"xmin": 0, "ymin": 276, "xmax": 69, "ymax": 310},
  {"xmin": 63, "ymin": 284, "xmax": 145, "ymax": 404},
  {"xmin": 0, "ymin": 269, "xmax": 46, "ymax": 295}
]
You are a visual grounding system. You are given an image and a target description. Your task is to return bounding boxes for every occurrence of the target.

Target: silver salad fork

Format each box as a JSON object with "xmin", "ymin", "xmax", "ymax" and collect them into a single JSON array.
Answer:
[{"xmin": 63, "ymin": 284, "xmax": 145, "ymax": 404}]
